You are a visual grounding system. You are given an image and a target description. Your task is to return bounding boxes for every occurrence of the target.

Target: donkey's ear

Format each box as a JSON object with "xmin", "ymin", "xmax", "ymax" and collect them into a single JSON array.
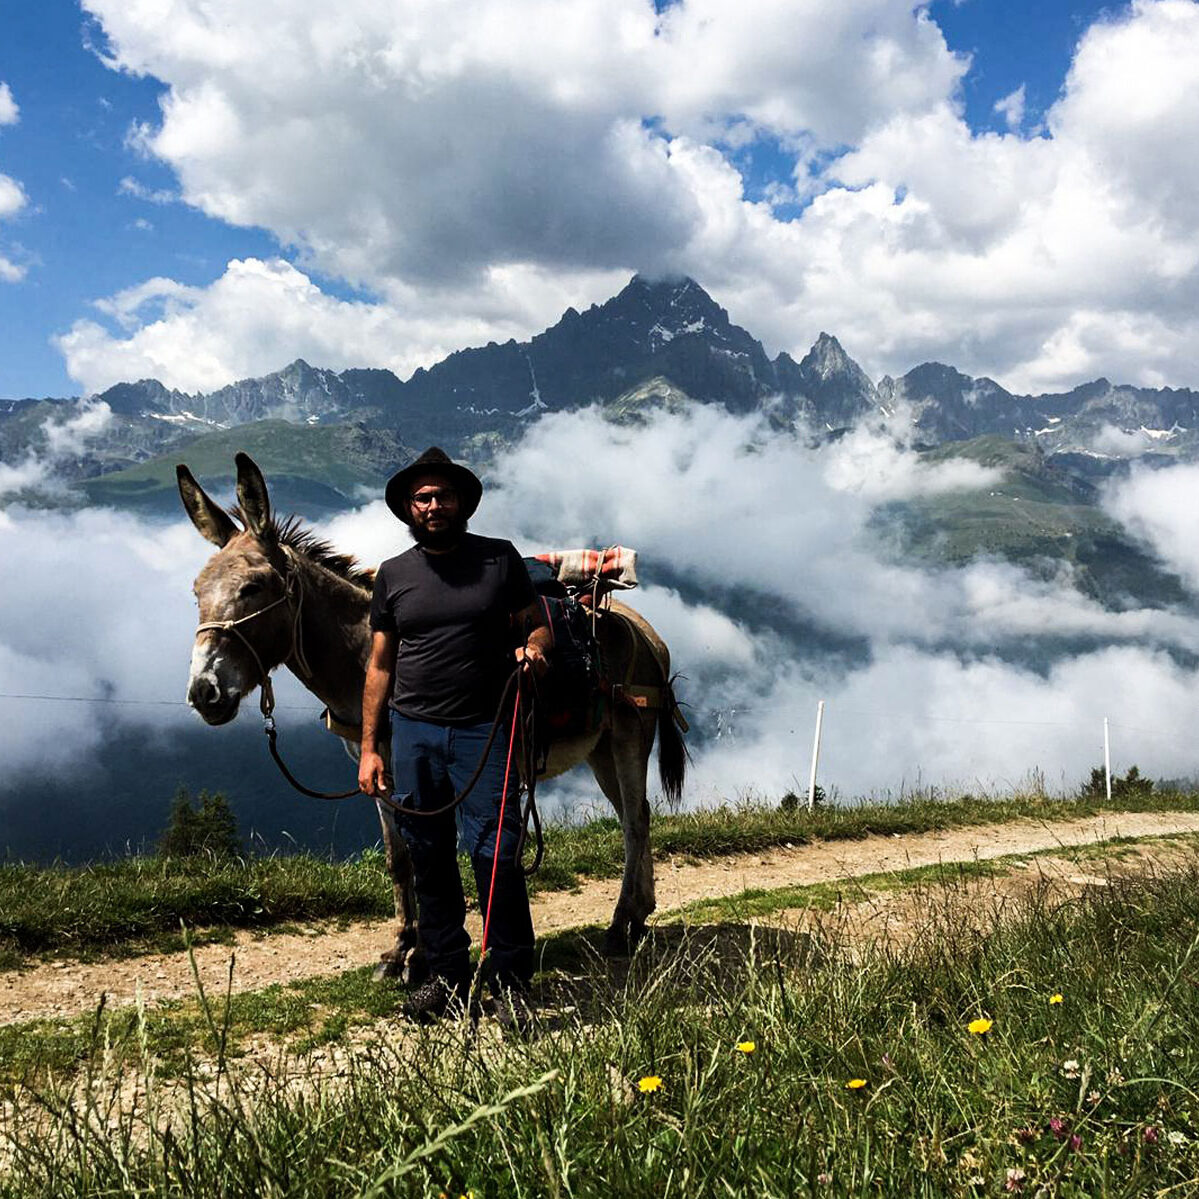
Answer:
[
  {"xmin": 177, "ymin": 465, "xmax": 238, "ymax": 547},
  {"xmin": 235, "ymin": 452, "xmax": 272, "ymax": 536}
]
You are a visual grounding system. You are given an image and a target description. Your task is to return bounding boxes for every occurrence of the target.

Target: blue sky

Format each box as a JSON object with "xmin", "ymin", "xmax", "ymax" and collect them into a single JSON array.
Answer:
[
  {"xmin": 931, "ymin": 0, "xmax": 1116, "ymax": 131},
  {"xmin": 2, "ymin": 1, "xmax": 1197, "ymax": 399},
  {"xmin": 1, "ymin": 5, "xmax": 279, "ymax": 397}
]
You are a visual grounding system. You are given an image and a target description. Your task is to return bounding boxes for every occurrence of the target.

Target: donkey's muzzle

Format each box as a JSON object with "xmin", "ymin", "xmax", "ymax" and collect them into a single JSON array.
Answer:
[{"xmin": 187, "ymin": 676, "xmax": 241, "ymax": 725}]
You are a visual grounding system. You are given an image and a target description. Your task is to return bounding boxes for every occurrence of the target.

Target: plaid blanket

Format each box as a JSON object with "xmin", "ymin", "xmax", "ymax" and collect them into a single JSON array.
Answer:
[{"xmin": 534, "ymin": 545, "xmax": 638, "ymax": 591}]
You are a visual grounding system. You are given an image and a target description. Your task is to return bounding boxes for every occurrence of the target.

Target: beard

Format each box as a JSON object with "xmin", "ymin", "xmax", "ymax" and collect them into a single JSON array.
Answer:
[{"xmin": 409, "ymin": 513, "xmax": 469, "ymax": 550}]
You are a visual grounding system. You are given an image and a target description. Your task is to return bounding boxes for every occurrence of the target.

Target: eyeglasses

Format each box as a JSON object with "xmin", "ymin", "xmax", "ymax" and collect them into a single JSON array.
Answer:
[{"xmin": 409, "ymin": 488, "xmax": 458, "ymax": 509}]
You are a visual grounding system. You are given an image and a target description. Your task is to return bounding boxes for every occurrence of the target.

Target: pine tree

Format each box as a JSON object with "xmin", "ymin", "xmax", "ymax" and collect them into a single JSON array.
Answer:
[{"xmin": 159, "ymin": 787, "xmax": 241, "ymax": 858}]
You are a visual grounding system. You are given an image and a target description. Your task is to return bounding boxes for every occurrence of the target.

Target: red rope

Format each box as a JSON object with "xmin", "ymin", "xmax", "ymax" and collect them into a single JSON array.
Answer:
[{"xmin": 480, "ymin": 683, "xmax": 522, "ymax": 958}]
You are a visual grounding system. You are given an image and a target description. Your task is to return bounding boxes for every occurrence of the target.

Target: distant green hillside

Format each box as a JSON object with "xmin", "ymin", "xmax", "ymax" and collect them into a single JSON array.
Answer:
[
  {"xmin": 80, "ymin": 421, "xmax": 413, "ymax": 513},
  {"xmin": 880, "ymin": 436, "xmax": 1191, "ymax": 609}
]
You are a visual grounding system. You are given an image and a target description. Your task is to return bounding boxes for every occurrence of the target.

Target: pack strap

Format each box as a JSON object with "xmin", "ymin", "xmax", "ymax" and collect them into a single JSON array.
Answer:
[{"xmin": 612, "ymin": 683, "xmax": 661, "ymax": 709}]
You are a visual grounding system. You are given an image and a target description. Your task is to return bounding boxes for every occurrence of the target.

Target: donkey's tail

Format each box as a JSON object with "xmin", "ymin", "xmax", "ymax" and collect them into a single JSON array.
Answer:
[{"xmin": 657, "ymin": 673, "xmax": 689, "ymax": 804}]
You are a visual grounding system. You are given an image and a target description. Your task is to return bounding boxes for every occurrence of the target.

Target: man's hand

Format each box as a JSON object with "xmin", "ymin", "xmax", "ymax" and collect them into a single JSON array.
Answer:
[
  {"xmin": 358, "ymin": 749, "xmax": 389, "ymax": 797},
  {"xmin": 515, "ymin": 642, "xmax": 549, "ymax": 678},
  {"xmin": 513, "ymin": 600, "xmax": 551, "ymax": 679}
]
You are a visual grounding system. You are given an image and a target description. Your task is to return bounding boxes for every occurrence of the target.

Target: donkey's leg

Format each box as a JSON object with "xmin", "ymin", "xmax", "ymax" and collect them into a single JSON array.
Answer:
[
  {"xmin": 372, "ymin": 803, "xmax": 427, "ymax": 985},
  {"xmin": 588, "ymin": 711, "xmax": 657, "ymax": 955}
]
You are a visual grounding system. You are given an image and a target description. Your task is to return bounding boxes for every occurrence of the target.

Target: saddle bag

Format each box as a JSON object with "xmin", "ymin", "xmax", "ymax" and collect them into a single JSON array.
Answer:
[{"xmin": 524, "ymin": 559, "xmax": 603, "ymax": 743}]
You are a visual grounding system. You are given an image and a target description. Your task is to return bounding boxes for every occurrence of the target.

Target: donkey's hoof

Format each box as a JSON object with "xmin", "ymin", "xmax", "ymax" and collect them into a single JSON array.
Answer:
[
  {"xmin": 602, "ymin": 920, "xmax": 648, "ymax": 958},
  {"xmin": 372, "ymin": 958, "xmax": 404, "ymax": 983},
  {"xmin": 401, "ymin": 956, "xmax": 430, "ymax": 989}
]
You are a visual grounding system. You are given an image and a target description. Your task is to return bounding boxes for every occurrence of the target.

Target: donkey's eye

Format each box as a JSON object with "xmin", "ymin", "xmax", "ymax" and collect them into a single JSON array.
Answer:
[{"xmin": 239, "ymin": 582, "xmax": 263, "ymax": 599}]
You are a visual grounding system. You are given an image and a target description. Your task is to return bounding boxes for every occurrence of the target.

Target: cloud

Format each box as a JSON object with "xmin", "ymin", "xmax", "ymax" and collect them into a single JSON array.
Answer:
[
  {"xmin": 0, "ymin": 175, "xmax": 25, "ymax": 221},
  {"xmin": 1091, "ymin": 424, "xmax": 1157, "ymax": 456},
  {"xmin": 57, "ymin": 256, "xmax": 633, "ymax": 394},
  {"xmin": 0, "ymin": 401, "xmax": 114, "ymax": 500},
  {"xmin": 0, "ymin": 507, "xmax": 201, "ymax": 780},
  {"xmin": 683, "ymin": 642, "xmax": 1199, "ymax": 802},
  {"xmin": 6, "ymin": 404, "xmax": 1199, "ymax": 829},
  {"xmin": 0, "ymin": 83, "xmax": 17, "ymax": 127},
  {"xmin": 85, "ymin": 0, "xmax": 960, "ymax": 287},
  {"xmin": 803, "ymin": 0, "xmax": 1199, "ymax": 392},
  {"xmin": 64, "ymin": 1, "xmax": 1199, "ymax": 399},
  {"xmin": 819, "ymin": 421, "xmax": 1003, "ymax": 499},
  {"xmin": 993, "ymin": 84, "xmax": 1026, "ymax": 131},
  {"xmin": 0, "ymin": 84, "xmax": 27, "ymax": 283},
  {"xmin": 325, "ymin": 406, "xmax": 1199, "ymax": 802},
  {"xmin": 1104, "ymin": 461, "xmax": 1199, "ymax": 592},
  {"xmin": 473, "ymin": 405, "xmax": 1198, "ymax": 650},
  {"xmin": 118, "ymin": 175, "xmax": 178, "ymax": 205}
]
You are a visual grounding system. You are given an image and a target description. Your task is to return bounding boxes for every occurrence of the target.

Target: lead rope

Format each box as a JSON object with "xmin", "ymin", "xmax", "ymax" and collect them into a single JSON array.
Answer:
[
  {"xmin": 513, "ymin": 672, "xmax": 544, "ymax": 875},
  {"xmin": 480, "ymin": 681, "xmax": 523, "ymax": 958},
  {"xmin": 195, "ymin": 565, "xmax": 545, "ymax": 867},
  {"xmin": 195, "ymin": 561, "xmax": 514, "ymax": 813}
]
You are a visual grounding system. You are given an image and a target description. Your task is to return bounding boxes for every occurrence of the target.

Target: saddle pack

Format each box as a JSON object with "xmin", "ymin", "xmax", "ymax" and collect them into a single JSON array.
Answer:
[{"xmin": 523, "ymin": 557, "xmax": 603, "ymax": 742}]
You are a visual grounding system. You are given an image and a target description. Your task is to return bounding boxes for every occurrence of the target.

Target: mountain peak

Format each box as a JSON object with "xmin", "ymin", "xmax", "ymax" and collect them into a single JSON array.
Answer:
[
  {"xmin": 797, "ymin": 332, "xmax": 873, "ymax": 392},
  {"xmin": 800, "ymin": 332, "xmax": 852, "ymax": 376},
  {"xmin": 617, "ymin": 273, "xmax": 719, "ymax": 316},
  {"xmin": 589, "ymin": 273, "xmax": 734, "ymax": 354},
  {"xmin": 625, "ymin": 271, "xmax": 701, "ymax": 296}
]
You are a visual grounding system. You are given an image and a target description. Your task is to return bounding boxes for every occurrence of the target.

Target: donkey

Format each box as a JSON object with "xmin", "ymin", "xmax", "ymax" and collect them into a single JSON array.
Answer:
[{"xmin": 179, "ymin": 453, "xmax": 686, "ymax": 981}]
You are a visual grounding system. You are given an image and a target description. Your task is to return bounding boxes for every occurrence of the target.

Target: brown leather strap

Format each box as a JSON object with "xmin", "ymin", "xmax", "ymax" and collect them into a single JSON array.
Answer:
[{"xmin": 613, "ymin": 682, "xmax": 662, "ymax": 709}]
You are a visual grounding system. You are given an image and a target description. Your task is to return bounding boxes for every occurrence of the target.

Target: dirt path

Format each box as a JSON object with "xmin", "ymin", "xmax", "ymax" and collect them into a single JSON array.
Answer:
[{"xmin": 4, "ymin": 809, "xmax": 1198, "ymax": 1025}]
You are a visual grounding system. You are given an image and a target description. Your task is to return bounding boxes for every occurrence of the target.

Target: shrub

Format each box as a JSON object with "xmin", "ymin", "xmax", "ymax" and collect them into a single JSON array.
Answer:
[{"xmin": 779, "ymin": 785, "xmax": 824, "ymax": 812}]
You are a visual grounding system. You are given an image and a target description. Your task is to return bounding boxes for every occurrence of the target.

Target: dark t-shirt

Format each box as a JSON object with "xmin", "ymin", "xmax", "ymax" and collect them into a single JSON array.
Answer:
[{"xmin": 369, "ymin": 533, "xmax": 537, "ymax": 725}]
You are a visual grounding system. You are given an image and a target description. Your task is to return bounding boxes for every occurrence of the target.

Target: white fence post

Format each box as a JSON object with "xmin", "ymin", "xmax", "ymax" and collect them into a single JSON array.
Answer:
[
  {"xmin": 807, "ymin": 699, "xmax": 826, "ymax": 812},
  {"xmin": 1104, "ymin": 717, "xmax": 1112, "ymax": 802}
]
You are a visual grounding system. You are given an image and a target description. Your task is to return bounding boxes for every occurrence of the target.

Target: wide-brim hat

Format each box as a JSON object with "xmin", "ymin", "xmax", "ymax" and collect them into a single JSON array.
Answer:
[{"xmin": 385, "ymin": 446, "xmax": 483, "ymax": 525}]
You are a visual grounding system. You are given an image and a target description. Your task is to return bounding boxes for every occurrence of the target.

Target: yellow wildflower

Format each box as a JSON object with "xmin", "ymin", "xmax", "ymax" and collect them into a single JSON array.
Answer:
[
  {"xmin": 847, "ymin": 1078, "xmax": 867, "ymax": 1090},
  {"xmin": 968, "ymin": 1018, "xmax": 993, "ymax": 1036},
  {"xmin": 1049, "ymin": 993, "xmax": 1063, "ymax": 1005},
  {"xmin": 736, "ymin": 1041, "xmax": 757, "ymax": 1054},
  {"xmin": 638, "ymin": 1075, "xmax": 663, "ymax": 1094}
]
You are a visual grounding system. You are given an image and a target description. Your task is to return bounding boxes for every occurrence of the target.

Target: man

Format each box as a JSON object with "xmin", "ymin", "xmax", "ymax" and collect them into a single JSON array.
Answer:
[{"xmin": 359, "ymin": 446, "xmax": 551, "ymax": 1025}]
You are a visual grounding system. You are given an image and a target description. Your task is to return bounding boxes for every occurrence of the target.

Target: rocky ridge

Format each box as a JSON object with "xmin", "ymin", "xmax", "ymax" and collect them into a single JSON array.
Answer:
[{"xmin": 4, "ymin": 274, "xmax": 1199, "ymax": 507}]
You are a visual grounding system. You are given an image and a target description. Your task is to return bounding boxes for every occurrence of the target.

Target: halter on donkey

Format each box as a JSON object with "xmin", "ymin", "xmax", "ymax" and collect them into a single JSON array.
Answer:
[{"xmin": 179, "ymin": 453, "xmax": 687, "ymax": 982}]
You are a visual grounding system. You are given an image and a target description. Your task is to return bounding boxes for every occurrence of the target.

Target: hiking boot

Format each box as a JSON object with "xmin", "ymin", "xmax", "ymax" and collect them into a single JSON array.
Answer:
[
  {"xmin": 492, "ymin": 984, "xmax": 537, "ymax": 1037},
  {"xmin": 401, "ymin": 974, "xmax": 472, "ymax": 1025}
]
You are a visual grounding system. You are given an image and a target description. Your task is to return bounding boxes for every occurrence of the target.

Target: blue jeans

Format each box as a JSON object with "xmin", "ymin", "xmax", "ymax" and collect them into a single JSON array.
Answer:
[{"xmin": 390, "ymin": 714, "xmax": 534, "ymax": 987}]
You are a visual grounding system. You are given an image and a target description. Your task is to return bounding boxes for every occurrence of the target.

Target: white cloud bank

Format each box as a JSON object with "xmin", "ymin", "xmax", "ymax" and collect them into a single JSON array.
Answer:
[
  {"xmin": 1104, "ymin": 462, "xmax": 1199, "ymax": 592},
  {"xmin": 61, "ymin": 0, "xmax": 1199, "ymax": 397},
  {"xmin": 5, "ymin": 406, "xmax": 1199, "ymax": 815},
  {"xmin": 58, "ymin": 257, "xmax": 628, "ymax": 395},
  {"xmin": 322, "ymin": 406, "xmax": 1199, "ymax": 802},
  {"xmin": 0, "ymin": 401, "xmax": 114, "ymax": 500}
]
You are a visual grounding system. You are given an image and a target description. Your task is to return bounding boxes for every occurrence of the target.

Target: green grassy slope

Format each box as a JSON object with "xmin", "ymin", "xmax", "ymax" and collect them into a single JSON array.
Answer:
[
  {"xmin": 79, "ymin": 421, "xmax": 413, "ymax": 512},
  {"xmin": 880, "ymin": 435, "xmax": 1191, "ymax": 608}
]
